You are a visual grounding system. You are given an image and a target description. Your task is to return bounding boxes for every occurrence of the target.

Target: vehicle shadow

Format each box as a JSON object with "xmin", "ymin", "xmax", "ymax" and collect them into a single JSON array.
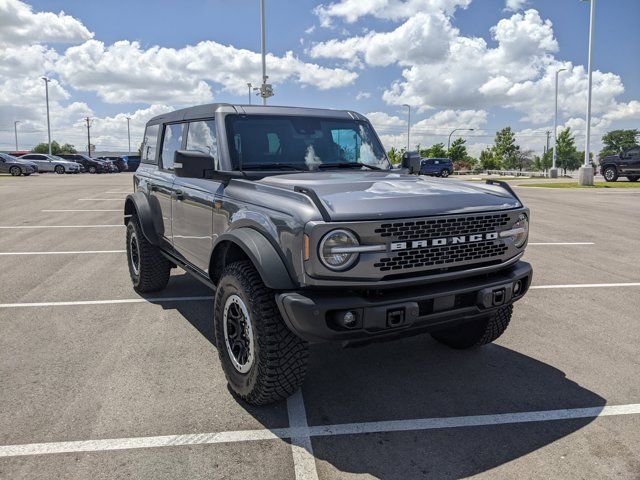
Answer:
[{"xmin": 151, "ymin": 273, "xmax": 605, "ymax": 479}]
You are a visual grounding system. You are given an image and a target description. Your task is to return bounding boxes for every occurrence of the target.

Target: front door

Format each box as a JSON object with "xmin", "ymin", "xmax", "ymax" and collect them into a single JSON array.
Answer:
[{"xmin": 171, "ymin": 119, "xmax": 220, "ymax": 273}]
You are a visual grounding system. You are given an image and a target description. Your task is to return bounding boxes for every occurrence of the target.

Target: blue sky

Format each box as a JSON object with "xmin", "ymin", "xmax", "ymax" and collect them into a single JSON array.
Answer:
[{"xmin": 1, "ymin": 0, "xmax": 639, "ymax": 155}]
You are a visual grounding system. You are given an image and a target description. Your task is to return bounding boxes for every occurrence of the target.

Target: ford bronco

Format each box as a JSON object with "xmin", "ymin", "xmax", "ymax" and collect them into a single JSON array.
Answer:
[{"xmin": 124, "ymin": 104, "xmax": 532, "ymax": 405}]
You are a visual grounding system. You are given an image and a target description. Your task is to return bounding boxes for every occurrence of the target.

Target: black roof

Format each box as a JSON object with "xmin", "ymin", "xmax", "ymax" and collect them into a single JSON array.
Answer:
[{"xmin": 147, "ymin": 103, "xmax": 367, "ymax": 126}]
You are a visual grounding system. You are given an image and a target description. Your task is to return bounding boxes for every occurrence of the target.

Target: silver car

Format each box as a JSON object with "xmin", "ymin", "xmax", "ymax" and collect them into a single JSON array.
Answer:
[{"xmin": 18, "ymin": 153, "xmax": 82, "ymax": 174}]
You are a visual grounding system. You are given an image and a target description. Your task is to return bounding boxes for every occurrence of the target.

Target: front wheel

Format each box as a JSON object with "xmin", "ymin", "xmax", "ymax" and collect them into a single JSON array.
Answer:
[
  {"xmin": 89, "ymin": 166, "xmax": 97, "ymax": 174},
  {"xmin": 214, "ymin": 261, "xmax": 308, "ymax": 405},
  {"xmin": 430, "ymin": 305, "xmax": 513, "ymax": 349},
  {"xmin": 627, "ymin": 175, "xmax": 639, "ymax": 182},
  {"xmin": 126, "ymin": 215, "xmax": 171, "ymax": 293},
  {"xmin": 54, "ymin": 165, "xmax": 65, "ymax": 174},
  {"xmin": 10, "ymin": 166, "xmax": 22, "ymax": 176},
  {"xmin": 603, "ymin": 166, "xmax": 618, "ymax": 182},
  {"xmin": 440, "ymin": 169, "xmax": 450, "ymax": 178}
]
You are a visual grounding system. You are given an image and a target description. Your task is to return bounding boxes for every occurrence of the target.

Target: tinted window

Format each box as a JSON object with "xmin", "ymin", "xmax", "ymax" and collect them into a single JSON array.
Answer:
[
  {"xmin": 141, "ymin": 124, "xmax": 160, "ymax": 165},
  {"xmin": 186, "ymin": 120, "xmax": 217, "ymax": 164},
  {"xmin": 160, "ymin": 123, "xmax": 184, "ymax": 170}
]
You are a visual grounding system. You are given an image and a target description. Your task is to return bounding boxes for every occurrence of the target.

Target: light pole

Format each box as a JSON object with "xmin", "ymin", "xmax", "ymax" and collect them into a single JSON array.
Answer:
[
  {"xmin": 247, "ymin": 83, "xmax": 253, "ymax": 105},
  {"xmin": 41, "ymin": 77, "xmax": 52, "ymax": 155},
  {"xmin": 126, "ymin": 117, "xmax": 131, "ymax": 154},
  {"xmin": 579, "ymin": 0, "xmax": 595, "ymax": 185},
  {"xmin": 402, "ymin": 104, "xmax": 411, "ymax": 152},
  {"xmin": 448, "ymin": 128, "xmax": 475, "ymax": 151},
  {"xmin": 13, "ymin": 120, "xmax": 20, "ymax": 151},
  {"xmin": 258, "ymin": 0, "xmax": 273, "ymax": 105},
  {"xmin": 550, "ymin": 68, "xmax": 566, "ymax": 178}
]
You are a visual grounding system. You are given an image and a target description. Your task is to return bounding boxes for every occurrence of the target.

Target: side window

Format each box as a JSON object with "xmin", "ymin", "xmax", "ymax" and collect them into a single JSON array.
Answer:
[
  {"xmin": 185, "ymin": 120, "xmax": 217, "ymax": 164},
  {"xmin": 160, "ymin": 123, "xmax": 185, "ymax": 170},
  {"xmin": 142, "ymin": 124, "xmax": 160, "ymax": 165}
]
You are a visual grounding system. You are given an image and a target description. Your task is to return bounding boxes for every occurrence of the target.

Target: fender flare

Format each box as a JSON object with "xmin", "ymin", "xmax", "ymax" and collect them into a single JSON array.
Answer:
[
  {"xmin": 124, "ymin": 192, "xmax": 160, "ymax": 245},
  {"xmin": 213, "ymin": 228, "xmax": 297, "ymax": 290}
]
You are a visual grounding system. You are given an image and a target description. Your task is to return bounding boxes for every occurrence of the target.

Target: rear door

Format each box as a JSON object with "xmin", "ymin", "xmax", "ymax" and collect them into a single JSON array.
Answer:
[
  {"xmin": 171, "ymin": 119, "xmax": 221, "ymax": 273},
  {"xmin": 22, "ymin": 154, "xmax": 51, "ymax": 171},
  {"xmin": 625, "ymin": 148, "xmax": 640, "ymax": 173}
]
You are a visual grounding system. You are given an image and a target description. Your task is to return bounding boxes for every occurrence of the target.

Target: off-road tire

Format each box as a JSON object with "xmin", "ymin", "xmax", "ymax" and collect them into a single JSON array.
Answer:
[
  {"xmin": 214, "ymin": 260, "xmax": 308, "ymax": 405},
  {"xmin": 603, "ymin": 166, "xmax": 618, "ymax": 182},
  {"xmin": 10, "ymin": 166, "xmax": 21, "ymax": 176},
  {"xmin": 431, "ymin": 305, "xmax": 513, "ymax": 349},
  {"xmin": 126, "ymin": 214, "xmax": 171, "ymax": 293},
  {"xmin": 627, "ymin": 175, "xmax": 639, "ymax": 182}
]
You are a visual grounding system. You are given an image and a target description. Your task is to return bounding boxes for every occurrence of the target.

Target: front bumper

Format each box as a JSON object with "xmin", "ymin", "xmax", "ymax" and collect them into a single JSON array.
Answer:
[{"xmin": 276, "ymin": 261, "xmax": 532, "ymax": 343}]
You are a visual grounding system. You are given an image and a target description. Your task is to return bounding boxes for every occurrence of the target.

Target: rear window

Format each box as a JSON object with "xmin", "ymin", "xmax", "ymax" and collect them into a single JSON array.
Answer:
[{"xmin": 141, "ymin": 124, "xmax": 160, "ymax": 165}]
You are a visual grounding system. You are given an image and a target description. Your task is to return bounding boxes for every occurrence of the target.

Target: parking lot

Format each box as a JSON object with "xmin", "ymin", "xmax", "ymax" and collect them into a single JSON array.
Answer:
[{"xmin": 1, "ymin": 172, "xmax": 639, "ymax": 479}]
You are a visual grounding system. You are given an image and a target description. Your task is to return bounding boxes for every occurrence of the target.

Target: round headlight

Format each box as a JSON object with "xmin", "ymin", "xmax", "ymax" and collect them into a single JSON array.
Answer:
[
  {"xmin": 513, "ymin": 213, "xmax": 529, "ymax": 248},
  {"xmin": 319, "ymin": 229, "xmax": 359, "ymax": 270}
]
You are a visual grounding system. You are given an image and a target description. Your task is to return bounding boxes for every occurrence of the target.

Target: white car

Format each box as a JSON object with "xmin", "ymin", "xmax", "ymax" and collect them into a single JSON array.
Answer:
[{"xmin": 18, "ymin": 153, "xmax": 82, "ymax": 174}]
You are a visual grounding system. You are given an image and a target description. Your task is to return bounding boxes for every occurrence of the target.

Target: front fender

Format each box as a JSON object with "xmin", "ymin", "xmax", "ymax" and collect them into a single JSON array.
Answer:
[
  {"xmin": 213, "ymin": 228, "xmax": 297, "ymax": 290},
  {"xmin": 124, "ymin": 192, "xmax": 161, "ymax": 245}
]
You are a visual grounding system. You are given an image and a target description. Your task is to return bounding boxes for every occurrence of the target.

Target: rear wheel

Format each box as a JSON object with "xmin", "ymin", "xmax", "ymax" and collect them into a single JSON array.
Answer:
[
  {"xmin": 214, "ymin": 260, "xmax": 308, "ymax": 405},
  {"xmin": 54, "ymin": 165, "xmax": 65, "ymax": 174},
  {"xmin": 89, "ymin": 166, "xmax": 97, "ymax": 174},
  {"xmin": 431, "ymin": 305, "xmax": 513, "ymax": 349},
  {"xmin": 627, "ymin": 175, "xmax": 639, "ymax": 182},
  {"xmin": 603, "ymin": 166, "xmax": 618, "ymax": 182},
  {"xmin": 440, "ymin": 169, "xmax": 450, "ymax": 178},
  {"xmin": 9, "ymin": 166, "xmax": 21, "ymax": 176},
  {"xmin": 126, "ymin": 214, "xmax": 171, "ymax": 293}
]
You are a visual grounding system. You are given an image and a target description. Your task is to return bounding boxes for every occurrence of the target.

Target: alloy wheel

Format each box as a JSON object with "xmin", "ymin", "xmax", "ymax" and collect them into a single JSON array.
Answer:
[{"xmin": 223, "ymin": 294, "xmax": 255, "ymax": 373}]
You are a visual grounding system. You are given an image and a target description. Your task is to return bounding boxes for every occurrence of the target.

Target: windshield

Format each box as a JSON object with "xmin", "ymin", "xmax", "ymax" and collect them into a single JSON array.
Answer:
[{"xmin": 225, "ymin": 115, "xmax": 390, "ymax": 171}]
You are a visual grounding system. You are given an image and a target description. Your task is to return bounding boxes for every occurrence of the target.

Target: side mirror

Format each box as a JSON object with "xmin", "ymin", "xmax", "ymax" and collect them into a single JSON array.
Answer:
[
  {"xmin": 174, "ymin": 150, "xmax": 213, "ymax": 178},
  {"xmin": 401, "ymin": 151, "xmax": 411, "ymax": 169}
]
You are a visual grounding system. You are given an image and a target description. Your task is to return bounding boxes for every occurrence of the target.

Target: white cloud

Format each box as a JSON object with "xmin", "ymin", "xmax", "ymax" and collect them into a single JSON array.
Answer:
[
  {"xmin": 504, "ymin": 0, "xmax": 529, "ymax": 12},
  {"xmin": 356, "ymin": 91, "xmax": 371, "ymax": 100},
  {"xmin": 0, "ymin": 0, "xmax": 93, "ymax": 46}
]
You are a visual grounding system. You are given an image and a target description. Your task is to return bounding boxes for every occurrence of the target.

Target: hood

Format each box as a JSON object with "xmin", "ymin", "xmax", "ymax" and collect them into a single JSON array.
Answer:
[{"xmin": 256, "ymin": 171, "xmax": 521, "ymax": 221}]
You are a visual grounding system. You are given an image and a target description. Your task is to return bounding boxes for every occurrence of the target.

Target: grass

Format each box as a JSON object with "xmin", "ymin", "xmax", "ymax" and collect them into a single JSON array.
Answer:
[{"xmin": 520, "ymin": 181, "xmax": 640, "ymax": 188}]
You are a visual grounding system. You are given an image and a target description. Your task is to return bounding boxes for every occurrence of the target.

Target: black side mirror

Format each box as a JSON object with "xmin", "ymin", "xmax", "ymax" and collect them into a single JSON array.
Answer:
[{"xmin": 174, "ymin": 150, "xmax": 214, "ymax": 178}]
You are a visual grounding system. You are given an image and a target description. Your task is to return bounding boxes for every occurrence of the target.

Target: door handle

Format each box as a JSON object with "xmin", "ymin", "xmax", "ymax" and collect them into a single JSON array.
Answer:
[
  {"xmin": 149, "ymin": 184, "xmax": 158, "ymax": 192},
  {"xmin": 174, "ymin": 190, "xmax": 184, "ymax": 201}
]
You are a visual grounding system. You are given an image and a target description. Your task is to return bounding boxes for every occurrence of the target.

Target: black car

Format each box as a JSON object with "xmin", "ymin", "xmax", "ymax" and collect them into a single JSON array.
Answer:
[
  {"xmin": 58, "ymin": 154, "xmax": 108, "ymax": 174},
  {"xmin": 122, "ymin": 155, "xmax": 141, "ymax": 171},
  {"xmin": 98, "ymin": 156, "xmax": 128, "ymax": 172},
  {"xmin": 0, "ymin": 152, "xmax": 37, "ymax": 176},
  {"xmin": 600, "ymin": 147, "xmax": 640, "ymax": 182}
]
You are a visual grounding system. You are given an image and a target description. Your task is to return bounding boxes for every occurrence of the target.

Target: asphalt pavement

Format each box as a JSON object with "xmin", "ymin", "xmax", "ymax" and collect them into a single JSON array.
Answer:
[{"xmin": 0, "ymin": 172, "xmax": 638, "ymax": 479}]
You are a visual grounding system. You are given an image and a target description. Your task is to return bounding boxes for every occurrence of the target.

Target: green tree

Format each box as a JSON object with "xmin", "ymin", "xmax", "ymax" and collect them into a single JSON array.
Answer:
[
  {"xmin": 420, "ymin": 143, "xmax": 447, "ymax": 158},
  {"xmin": 31, "ymin": 141, "xmax": 77, "ymax": 155},
  {"xmin": 599, "ymin": 129, "xmax": 639, "ymax": 158},
  {"xmin": 447, "ymin": 137, "xmax": 467, "ymax": 163},
  {"xmin": 59, "ymin": 143, "xmax": 77, "ymax": 154},
  {"xmin": 493, "ymin": 127, "xmax": 520, "ymax": 169},
  {"xmin": 514, "ymin": 149, "xmax": 535, "ymax": 171},
  {"xmin": 556, "ymin": 127, "xmax": 580, "ymax": 174},
  {"xmin": 479, "ymin": 148, "xmax": 501, "ymax": 170},
  {"xmin": 387, "ymin": 146, "xmax": 400, "ymax": 165}
]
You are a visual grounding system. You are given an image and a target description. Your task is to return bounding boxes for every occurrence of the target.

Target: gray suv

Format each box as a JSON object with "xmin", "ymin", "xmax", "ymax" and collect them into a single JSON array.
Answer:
[{"xmin": 124, "ymin": 104, "xmax": 532, "ymax": 405}]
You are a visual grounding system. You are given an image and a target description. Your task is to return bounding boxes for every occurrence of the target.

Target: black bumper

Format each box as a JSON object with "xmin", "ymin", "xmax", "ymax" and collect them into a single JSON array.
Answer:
[{"xmin": 276, "ymin": 261, "xmax": 532, "ymax": 343}]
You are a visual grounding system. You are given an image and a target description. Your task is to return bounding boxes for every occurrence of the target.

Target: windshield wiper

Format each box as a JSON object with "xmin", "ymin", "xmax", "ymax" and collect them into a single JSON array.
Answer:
[
  {"xmin": 241, "ymin": 163, "xmax": 306, "ymax": 171},
  {"xmin": 317, "ymin": 162, "xmax": 382, "ymax": 171}
]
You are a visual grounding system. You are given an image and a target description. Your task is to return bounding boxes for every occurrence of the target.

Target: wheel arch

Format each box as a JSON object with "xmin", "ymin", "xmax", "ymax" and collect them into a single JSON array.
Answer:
[
  {"xmin": 209, "ymin": 228, "xmax": 297, "ymax": 290},
  {"xmin": 124, "ymin": 193, "xmax": 160, "ymax": 245}
]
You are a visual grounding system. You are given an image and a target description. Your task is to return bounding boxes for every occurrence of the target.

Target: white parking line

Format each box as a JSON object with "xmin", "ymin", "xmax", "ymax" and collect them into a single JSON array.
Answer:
[
  {"xmin": 1, "ymin": 403, "xmax": 639, "ymax": 458},
  {"xmin": 105, "ymin": 191, "xmax": 131, "ymax": 194},
  {"xmin": 287, "ymin": 390, "xmax": 319, "ymax": 480},
  {"xmin": 0, "ymin": 225, "xmax": 124, "ymax": 229},
  {"xmin": 530, "ymin": 282, "xmax": 640, "ymax": 290},
  {"xmin": 0, "ymin": 250, "xmax": 125, "ymax": 256},
  {"xmin": 42, "ymin": 209, "xmax": 121, "ymax": 212},
  {"xmin": 78, "ymin": 198, "xmax": 123, "ymax": 201},
  {"xmin": 0, "ymin": 296, "xmax": 213, "ymax": 308},
  {"xmin": 528, "ymin": 242, "xmax": 594, "ymax": 245}
]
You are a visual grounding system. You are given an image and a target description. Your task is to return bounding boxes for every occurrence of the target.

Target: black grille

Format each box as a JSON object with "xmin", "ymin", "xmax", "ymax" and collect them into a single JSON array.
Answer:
[
  {"xmin": 373, "ymin": 240, "xmax": 507, "ymax": 272},
  {"xmin": 374, "ymin": 213, "xmax": 510, "ymax": 241}
]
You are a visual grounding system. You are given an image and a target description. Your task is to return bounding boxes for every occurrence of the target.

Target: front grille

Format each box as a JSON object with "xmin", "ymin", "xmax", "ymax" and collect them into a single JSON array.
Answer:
[{"xmin": 374, "ymin": 213, "xmax": 510, "ymax": 241}]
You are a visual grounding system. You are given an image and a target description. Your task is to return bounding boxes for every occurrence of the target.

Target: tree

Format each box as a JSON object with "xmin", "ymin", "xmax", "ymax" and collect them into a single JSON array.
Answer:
[
  {"xmin": 453, "ymin": 155, "xmax": 478, "ymax": 171},
  {"xmin": 447, "ymin": 137, "xmax": 467, "ymax": 163},
  {"xmin": 514, "ymin": 148, "xmax": 535, "ymax": 171},
  {"xmin": 556, "ymin": 127, "xmax": 581, "ymax": 174},
  {"xmin": 493, "ymin": 127, "xmax": 520, "ymax": 170},
  {"xmin": 60, "ymin": 143, "xmax": 77, "ymax": 154},
  {"xmin": 599, "ymin": 129, "xmax": 639, "ymax": 158},
  {"xmin": 479, "ymin": 148, "xmax": 501, "ymax": 170},
  {"xmin": 32, "ymin": 141, "xmax": 77, "ymax": 155},
  {"xmin": 420, "ymin": 143, "xmax": 447, "ymax": 158},
  {"xmin": 387, "ymin": 147, "xmax": 400, "ymax": 165}
]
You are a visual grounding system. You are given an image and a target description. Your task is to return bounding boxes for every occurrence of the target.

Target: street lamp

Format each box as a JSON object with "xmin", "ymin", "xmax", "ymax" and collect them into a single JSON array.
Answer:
[
  {"xmin": 247, "ymin": 83, "xmax": 253, "ymax": 105},
  {"xmin": 126, "ymin": 117, "xmax": 131, "ymax": 154},
  {"xmin": 258, "ymin": 0, "xmax": 274, "ymax": 105},
  {"xmin": 579, "ymin": 0, "xmax": 595, "ymax": 185},
  {"xmin": 402, "ymin": 104, "xmax": 411, "ymax": 152},
  {"xmin": 550, "ymin": 68, "xmax": 567, "ymax": 178},
  {"xmin": 41, "ymin": 77, "xmax": 52, "ymax": 155},
  {"xmin": 448, "ymin": 128, "xmax": 475, "ymax": 150},
  {"xmin": 13, "ymin": 120, "xmax": 20, "ymax": 151}
]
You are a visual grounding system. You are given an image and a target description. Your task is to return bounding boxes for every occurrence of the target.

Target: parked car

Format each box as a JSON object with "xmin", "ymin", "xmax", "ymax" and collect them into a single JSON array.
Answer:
[
  {"xmin": 97, "ymin": 156, "xmax": 128, "ymax": 172},
  {"xmin": 18, "ymin": 153, "xmax": 82, "ymax": 173},
  {"xmin": 123, "ymin": 155, "xmax": 141, "ymax": 171},
  {"xmin": 419, "ymin": 157, "xmax": 454, "ymax": 177},
  {"xmin": 0, "ymin": 152, "xmax": 37, "ymax": 176},
  {"xmin": 124, "ymin": 104, "xmax": 532, "ymax": 405},
  {"xmin": 600, "ymin": 147, "xmax": 640, "ymax": 182},
  {"xmin": 58, "ymin": 154, "xmax": 109, "ymax": 174}
]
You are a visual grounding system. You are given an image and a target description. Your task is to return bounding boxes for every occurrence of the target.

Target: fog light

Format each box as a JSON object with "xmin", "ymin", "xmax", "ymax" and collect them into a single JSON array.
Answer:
[
  {"xmin": 513, "ymin": 280, "xmax": 523, "ymax": 295},
  {"xmin": 342, "ymin": 311, "xmax": 357, "ymax": 328}
]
